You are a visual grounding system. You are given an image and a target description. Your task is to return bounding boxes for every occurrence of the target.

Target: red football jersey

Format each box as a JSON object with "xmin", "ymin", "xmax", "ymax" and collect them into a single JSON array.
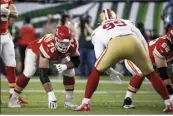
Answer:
[
  {"xmin": 148, "ymin": 35, "xmax": 173, "ymax": 63},
  {"xmin": 27, "ymin": 34, "xmax": 79, "ymax": 62},
  {"xmin": 0, "ymin": 0, "xmax": 13, "ymax": 34}
]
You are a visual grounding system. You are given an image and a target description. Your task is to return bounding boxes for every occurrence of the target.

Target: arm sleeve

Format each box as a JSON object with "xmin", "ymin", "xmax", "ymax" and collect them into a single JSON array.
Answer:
[
  {"xmin": 130, "ymin": 22, "xmax": 148, "ymax": 54},
  {"xmin": 94, "ymin": 38, "xmax": 105, "ymax": 59}
]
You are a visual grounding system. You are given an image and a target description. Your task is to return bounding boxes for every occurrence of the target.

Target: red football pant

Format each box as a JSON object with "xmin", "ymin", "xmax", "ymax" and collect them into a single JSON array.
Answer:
[
  {"xmin": 85, "ymin": 67, "xmax": 100, "ymax": 98},
  {"xmin": 146, "ymin": 71, "xmax": 169, "ymax": 100}
]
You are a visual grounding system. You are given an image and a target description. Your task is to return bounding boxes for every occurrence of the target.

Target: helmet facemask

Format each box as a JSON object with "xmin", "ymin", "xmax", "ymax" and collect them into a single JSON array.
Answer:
[{"xmin": 55, "ymin": 37, "xmax": 71, "ymax": 53}]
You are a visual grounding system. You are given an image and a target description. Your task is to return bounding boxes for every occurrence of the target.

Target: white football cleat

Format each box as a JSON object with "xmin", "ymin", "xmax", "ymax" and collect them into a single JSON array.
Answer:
[
  {"xmin": 64, "ymin": 102, "xmax": 78, "ymax": 109},
  {"xmin": 8, "ymin": 98, "xmax": 21, "ymax": 108}
]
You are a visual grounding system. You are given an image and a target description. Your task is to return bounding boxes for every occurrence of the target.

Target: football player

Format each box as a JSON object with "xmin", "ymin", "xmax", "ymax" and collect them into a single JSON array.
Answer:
[
  {"xmin": 0, "ymin": 0, "xmax": 27, "ymax": 104},
  {"xmin": 8, "ymin": 25, "xmax": 80, "ymax": 109},
  {"xmin": 74, "ymin": 9, "xmax": 173, "ymax": 113},
  {"xmin": 123, "ymin": 26, "xmax": 173, "ymax": 109}
]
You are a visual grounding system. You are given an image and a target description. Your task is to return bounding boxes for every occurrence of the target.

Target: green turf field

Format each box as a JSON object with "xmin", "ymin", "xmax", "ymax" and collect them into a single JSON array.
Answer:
[{"xmin": 0, "ymin": 76, "xmax": 168, "ymax": 114}]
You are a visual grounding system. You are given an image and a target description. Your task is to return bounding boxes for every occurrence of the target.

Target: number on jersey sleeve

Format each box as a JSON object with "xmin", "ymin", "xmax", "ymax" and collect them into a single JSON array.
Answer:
[
  {"xmin": 153, "ymin": 41, "xmax": 170, "ymax": 59},
  {"xmin": 39, "ymin": 35, "xmax": 56, "ymax": 59}
]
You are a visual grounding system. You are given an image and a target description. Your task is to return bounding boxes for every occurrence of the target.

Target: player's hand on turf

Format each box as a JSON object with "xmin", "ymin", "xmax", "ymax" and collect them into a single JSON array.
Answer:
[
  {"xmin": 108, "ymin": 69, "xmax": 123, "ymax": 84},
  {"xmin": 54, "ymin": 64, "xmax": 67, "ymax": 73},
  {"xmin": 48, "ymin": 91, "xmax": 58, "ymax": 109}
]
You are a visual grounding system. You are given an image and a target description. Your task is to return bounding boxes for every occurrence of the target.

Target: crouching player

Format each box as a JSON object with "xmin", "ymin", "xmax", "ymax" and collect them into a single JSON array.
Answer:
[
  {"xmin": 74, "ymin": 9, "xmax": 173, "ymax": 113},
  {"xmin": 123, "ymin": 26, "xmax": 173, "ymax": 109},
  {"xmin": 8, "ymin": 25, "xmax": 80, "ymax": 109}
]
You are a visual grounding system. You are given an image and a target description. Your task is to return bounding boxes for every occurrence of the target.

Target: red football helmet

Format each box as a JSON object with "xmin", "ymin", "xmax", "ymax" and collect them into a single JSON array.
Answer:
[
  {"xmin": 54, "ymin": 25, "xmax": 72, "ymax": 53},
  {"xmin": 167, "ymin": 26, "xmax": 173, "ymax": 44}
]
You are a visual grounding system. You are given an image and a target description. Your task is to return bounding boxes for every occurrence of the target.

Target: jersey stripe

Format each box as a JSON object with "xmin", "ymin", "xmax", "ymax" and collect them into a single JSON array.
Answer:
[
  {"xmin": 94, "ymin": 49, "xmax": 107, "ymax": 67},
  {"xmin": 127, "ymin": 60, "xmax": 140, "ymax": 75},
  {"xmin": 40, "ymin": 44, "xmax": 50, "ymax": 59}
]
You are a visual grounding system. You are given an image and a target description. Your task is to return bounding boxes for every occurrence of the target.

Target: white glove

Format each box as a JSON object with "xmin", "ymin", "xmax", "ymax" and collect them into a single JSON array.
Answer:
[
  {"xmin": 106, "ymin": 68, "xmax": 123, "ymax": 84},
  {"xmin": 1, "ymin": 7, "xmax": 10, "ymax": 16},
  {"xmin": 48, "ymin": 91, "xmax": 57, "ymax": 109},
  {"xmin": 54, "ymin": 64, "xmax": 67, "ymax": 73}
]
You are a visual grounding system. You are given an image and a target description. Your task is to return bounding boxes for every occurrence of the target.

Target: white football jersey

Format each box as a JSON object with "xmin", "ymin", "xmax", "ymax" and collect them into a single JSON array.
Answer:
[{"xmin": 91, "ymin": 19, "xmax": 148, "ymax": 59}]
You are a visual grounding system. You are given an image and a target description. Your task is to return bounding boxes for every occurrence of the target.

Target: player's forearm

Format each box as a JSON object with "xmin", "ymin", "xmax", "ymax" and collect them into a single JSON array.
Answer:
[
  {"xmin": 9, "ymin": 4, "xmax": 18, "ymax": 18},
  {"xmin": 65, "ymin": 56, "xmax": 80, "ymax": 69}
]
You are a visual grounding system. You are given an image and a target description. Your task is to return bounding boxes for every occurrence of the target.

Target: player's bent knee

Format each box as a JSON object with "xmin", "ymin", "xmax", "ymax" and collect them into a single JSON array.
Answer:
[
  {"xmin": 63, "ymin": 69, "xmax": 75, "ymax": 77},
  {"xmin": 23, "ymin": 67, "xmax": 36, "ymax": 78}
]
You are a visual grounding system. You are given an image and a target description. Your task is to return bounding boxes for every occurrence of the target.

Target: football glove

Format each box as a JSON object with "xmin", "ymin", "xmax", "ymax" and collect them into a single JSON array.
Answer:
[
  {"xmin": 54, "ymin": 64, "xmax": 67, "ymax": 73},
  {"xmin": 0, "ymin": 7, "xmax": 10, "ymax": 16},
  {"xmin": 106, "ymin": 68, "xmax": 123, "ymax": 84},
  {"xmin": 48, "ymin": 91, "xmax": 57, "ymax": 109}
]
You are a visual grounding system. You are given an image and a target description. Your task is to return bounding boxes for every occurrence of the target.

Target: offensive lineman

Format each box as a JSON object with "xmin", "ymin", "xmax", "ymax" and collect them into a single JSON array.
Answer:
[
  {"xmin": 8, "ymin": 25, "xmax": 80, "ymax": 109},
  {"xmin": 123, "ymin": 26, "xmax": 173, "ymax": 109},
  {"xmin": 74, "ymin": 9, "xmax": 173, "ymax": 113},
  {"xmin": 0, "ymin": 0, "xmax": 27, "ymax": 104}
]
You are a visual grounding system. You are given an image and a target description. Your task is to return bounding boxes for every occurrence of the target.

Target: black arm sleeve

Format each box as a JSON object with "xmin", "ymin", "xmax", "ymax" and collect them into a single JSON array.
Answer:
[
  {"xmin": 39, "ymin": 68, "xmax": 50, "ymax": 85},
  {"xmin": 158, "ymin": 67, "xmax": 169, "ymax": 80},
  {"xmin": 70, "ymin": 56, "xmax": 80, "ymax": 67}
]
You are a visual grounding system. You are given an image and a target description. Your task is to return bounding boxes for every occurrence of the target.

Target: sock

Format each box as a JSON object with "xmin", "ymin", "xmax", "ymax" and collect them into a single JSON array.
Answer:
[
  {"xmin": 65, "ymin": 91, "xmax": 73, "ymax": 102},
  {"xmin": 15, "ymin": 73, "xmax": 30, "ymax": 92},
  {"xmin": 125, "ymin": 91, "xmax": 134, "ymax": 99},
  {"xmin": 146, "ymin": 71, "xmax": 169, "ymax": 100},
  {"xmin": 85, "ymin": 67, "xmax": 100, "ymax": 98},
  {"xmin": 9, "ymin": 88, "xmax": 14, "ymax": 94},
  {"xmin": 6, "ymin": 66, "xmax": 16, "ymax": 89},
  {"xmin": 11, "ymin": 90, "xmax": 20, "ymax": 100},
  {"xmin": 82, "ymin": 98, "xmax": 90, "ymax": 104},
  {"xmin": 164, "ymin": 99, "xmax": 171, "ymax": 106},
  {"xmin": 127, "ymin": 75, "xmax": 143, "ymax": 93}
]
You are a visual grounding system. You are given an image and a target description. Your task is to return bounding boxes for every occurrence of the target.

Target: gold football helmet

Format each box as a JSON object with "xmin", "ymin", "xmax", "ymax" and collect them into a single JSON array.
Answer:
[{"xmin": 98, "ymin": 9, "xmax": 117, "ymax": 24}]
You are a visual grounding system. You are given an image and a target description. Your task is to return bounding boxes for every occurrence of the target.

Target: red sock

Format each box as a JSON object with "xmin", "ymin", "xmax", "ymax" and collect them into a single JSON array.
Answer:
[
  {"xmin": 63, "ymin": 76, "xmax": 75, "ymax": 91},
  {"xmin": 15, "ymin": 73, "xmax": 30, "ymax": 93},
  {"xmin": 128, "ymin": 75, "xmax": 143, "ymax": 93},
  {"xmin": 85, "ymin": 67, "xmax": 100, "ymax": 98},
  {"xmin": 146, "ymin": 71, "xmax": 169, "ymax": 100},
  {"xmin": 6, "ymin": 66, "xmax": 16, "ymax": 88}
]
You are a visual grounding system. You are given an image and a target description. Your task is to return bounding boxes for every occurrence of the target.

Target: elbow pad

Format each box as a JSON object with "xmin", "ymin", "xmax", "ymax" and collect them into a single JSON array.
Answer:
[
  {"xmin": 158, "ymin": 67, "xmax": 169, "ymax": 80},
  {"xmin": 70, "ymin": 56, "xmax": 80, "ymax": 67},
  {"xmin": 39, "ymin": 68, "xmax": 50, "ymax": 85}
]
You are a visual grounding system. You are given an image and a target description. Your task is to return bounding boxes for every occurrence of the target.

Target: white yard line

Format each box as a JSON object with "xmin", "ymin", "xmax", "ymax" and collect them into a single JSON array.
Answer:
[
  {"xmin": 0, "ymin": 78, "xmax": 151, "ymax": 84},
  {"xmin": 1, "ymin": 89, "xmax": 154, "ymax": 94}
]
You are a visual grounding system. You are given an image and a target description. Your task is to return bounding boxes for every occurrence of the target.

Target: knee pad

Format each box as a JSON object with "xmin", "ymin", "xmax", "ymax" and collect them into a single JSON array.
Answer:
[{"xmin": 63, "ymin": 69, "xmax": 75, "ymax": 77}]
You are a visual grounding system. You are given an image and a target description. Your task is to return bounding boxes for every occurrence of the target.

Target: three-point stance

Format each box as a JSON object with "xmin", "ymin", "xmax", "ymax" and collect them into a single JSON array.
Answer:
[
  {"xmin": 74, "ymin": 9, "xmax": 173, "ymax": 113},
  {"xmin": 8, "ymin": 25, "xmax": 80, "ymax": 109}
]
